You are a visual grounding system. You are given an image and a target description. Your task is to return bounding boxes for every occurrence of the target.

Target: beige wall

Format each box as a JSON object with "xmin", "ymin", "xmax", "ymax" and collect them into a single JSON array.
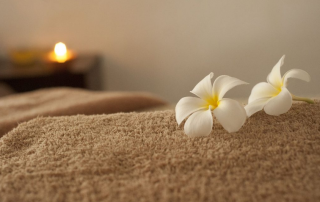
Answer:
[{"xmin": 1, "ymin": 0, "xmax": 319, "ymax": 103}]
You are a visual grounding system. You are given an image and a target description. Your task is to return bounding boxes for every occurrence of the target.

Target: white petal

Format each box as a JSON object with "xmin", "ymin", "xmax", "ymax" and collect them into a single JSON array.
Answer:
[
  {"xmin": 175, "ymin": 97, "xmax": 207, "ymax": 125},
  {"xmin": 212, "ymin": 75, "xmax": 248, "ymax": 101},
  {"xmin": 190, "ymin": 72, "xmax": 214, "ymax": 100},
  {"xmin": 245, "ymin": 97, "xmax": 270, "ymax": 117},
  {"xmin": 264, "ymin": 87, "xmax": 292, "ymax": 116},
  {"xmin": 267, "ymin": 55, "xmax": 285, "ymax": 88},
  {"xmin": 248, "ymin": 82, "xmax": 279, "ymax": 103},
  {"xmin": 282, "ymin": 69, "xmax": 311, "ymax": 87},
  {"xmin": 184, "ymin": 108, "xmax": 213, "ymax": 137},
  {"xmin": 213, "ymin": 98, "xmax": 247, "ymax": 133}
]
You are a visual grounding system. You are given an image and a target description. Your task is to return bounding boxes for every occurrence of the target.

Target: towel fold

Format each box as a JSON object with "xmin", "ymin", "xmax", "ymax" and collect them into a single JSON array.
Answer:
[{"xmin": 0, "ymin": 87, "xmax": 167, "ymax": 137}]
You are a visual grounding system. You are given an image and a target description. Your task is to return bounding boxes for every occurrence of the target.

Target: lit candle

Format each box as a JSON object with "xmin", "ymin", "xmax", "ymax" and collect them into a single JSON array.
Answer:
[{"xmin": 48, "ymin": 42, "xmax": 75, "ymax": 63}]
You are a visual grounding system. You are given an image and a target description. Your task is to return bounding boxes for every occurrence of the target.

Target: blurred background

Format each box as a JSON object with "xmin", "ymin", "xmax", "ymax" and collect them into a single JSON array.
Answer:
[{"xmin": 0, "ymin": 0, "xmax": 319, "ymax": 103}]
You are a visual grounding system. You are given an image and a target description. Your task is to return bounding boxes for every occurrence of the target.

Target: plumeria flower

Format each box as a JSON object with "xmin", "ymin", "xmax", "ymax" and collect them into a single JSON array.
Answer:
[
  {"xmin": 245, "ymin": 55, "xmax": 314, "ymax": 117},
  {"xmin": 175, "ymin": 73, "xmax": 248, "ymax": 137}
]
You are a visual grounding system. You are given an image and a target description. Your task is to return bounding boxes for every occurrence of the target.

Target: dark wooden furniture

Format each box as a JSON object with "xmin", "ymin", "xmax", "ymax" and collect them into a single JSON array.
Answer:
[{"xmin": 0, "ymin": 54, "xmax": 102, "ymax": 92}]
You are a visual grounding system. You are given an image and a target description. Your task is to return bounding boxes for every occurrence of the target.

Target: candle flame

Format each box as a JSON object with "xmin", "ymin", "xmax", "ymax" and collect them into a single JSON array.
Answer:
[
  {"xmin": 53, "ymin": 42, "xmax": 68, "ymax": 63},
  {"xmin": 54, "ymin": 42, "xmax": 67, "ymax": 56},
  {"xmin": 48, "ymin": 42, "xmax": 74, "ymax": 64}
]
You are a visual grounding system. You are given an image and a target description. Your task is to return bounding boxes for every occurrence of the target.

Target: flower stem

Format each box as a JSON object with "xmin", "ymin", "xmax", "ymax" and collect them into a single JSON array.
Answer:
[{"xmin": 291, "ymin": 94, "xmax": 314, "ymax": 104}]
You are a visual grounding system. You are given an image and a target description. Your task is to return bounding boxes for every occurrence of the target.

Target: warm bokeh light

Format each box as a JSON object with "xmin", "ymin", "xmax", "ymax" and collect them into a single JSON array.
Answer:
[
  {"xmin": 54, "ymin": 42, "xmax": 67, "ymax": 57},
  {"xmin": 51, "ymin": 42, "xmax": 68, "ymax": 63}
]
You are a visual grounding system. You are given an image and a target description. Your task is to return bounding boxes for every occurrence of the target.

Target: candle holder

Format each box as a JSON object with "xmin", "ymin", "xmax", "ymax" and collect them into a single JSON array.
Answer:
[{"xmin": 46, "ymin": 57, "xmax": 76, "ymax": 72}]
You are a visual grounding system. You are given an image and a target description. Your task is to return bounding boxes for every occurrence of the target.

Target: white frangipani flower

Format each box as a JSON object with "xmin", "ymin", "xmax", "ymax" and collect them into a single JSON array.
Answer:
[
  {"xmin": 245, "ymin": 55, "xmax": 314, "ymax": 117},
  {"xmin": 175, "ymin": 73, "xmax": 248, "ymax": 137}
]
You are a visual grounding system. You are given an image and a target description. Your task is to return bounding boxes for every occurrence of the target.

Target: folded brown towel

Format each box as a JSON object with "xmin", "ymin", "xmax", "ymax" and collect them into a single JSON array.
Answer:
[
  {"xmin": 0, "ymin": 87, "xmax": 167, "ymax": 137},
  {"xmin": 0, "ymin": 101, "xmax": 319, "ymax": 202}
]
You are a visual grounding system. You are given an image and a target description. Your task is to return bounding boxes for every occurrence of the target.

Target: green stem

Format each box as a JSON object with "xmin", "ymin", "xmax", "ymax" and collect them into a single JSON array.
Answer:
[{"xmin": 291, "ymin": 94, "xmax": 314, "ymax": 104}]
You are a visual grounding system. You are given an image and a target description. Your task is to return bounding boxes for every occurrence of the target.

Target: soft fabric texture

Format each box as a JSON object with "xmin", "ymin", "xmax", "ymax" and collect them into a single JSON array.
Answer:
[
  {"xmin": 0, "ymin": 87, "xmax": 167, "ymax": 137},
  {"xmin": 0, "ymin": 101, "xmax": 319, "ymax": 202}
]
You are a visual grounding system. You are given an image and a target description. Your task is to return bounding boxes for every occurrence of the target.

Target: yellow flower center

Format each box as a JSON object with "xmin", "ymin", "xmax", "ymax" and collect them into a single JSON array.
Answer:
[
  {"xmin": 205, "ymin": 96, "xmax": 219, "ymax": 110},
  {"xmin": 273, "ymin": 84, "xmax": 283, "ymax": 97}
]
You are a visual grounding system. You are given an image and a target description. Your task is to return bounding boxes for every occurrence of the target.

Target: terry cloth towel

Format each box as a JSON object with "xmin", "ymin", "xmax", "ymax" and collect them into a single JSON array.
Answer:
[
  {"xmin": 0, "ymin": 87, "xmax": 167, "ymax": 137},
  {"xmin": 0, "ymin": 101, "xmax": 319, "ymax": 202}
]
